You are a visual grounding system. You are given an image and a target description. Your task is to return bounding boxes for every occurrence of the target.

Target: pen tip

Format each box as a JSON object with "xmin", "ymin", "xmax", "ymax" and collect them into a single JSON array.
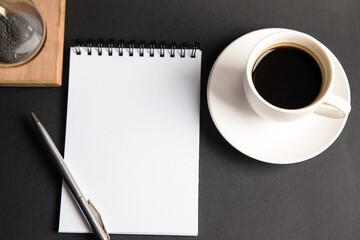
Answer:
[{"xmin": 30, "ymin": 112, "xmax": 40, "ymax": 123}]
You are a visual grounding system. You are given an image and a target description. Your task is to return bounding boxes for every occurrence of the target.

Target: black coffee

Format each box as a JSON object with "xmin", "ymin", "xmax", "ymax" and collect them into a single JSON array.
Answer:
[{"xmin": 252, "ymin": 46, "xmax": 322, "ymax": 109}]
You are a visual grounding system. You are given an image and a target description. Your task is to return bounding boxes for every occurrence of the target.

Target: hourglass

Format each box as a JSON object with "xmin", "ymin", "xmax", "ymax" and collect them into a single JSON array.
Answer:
[{"xmin": 0, "ymin": 0, "xmax": 46, "ymax": 67}]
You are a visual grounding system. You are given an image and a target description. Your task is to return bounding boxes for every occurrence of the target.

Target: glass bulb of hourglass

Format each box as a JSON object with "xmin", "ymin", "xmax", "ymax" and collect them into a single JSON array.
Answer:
[{"xmin": 0, "ymin": 0, "xmax": 46, "ymax": 66}]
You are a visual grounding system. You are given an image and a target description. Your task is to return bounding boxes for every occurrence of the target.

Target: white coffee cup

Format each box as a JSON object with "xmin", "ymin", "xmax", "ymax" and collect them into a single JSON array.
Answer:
[{"xmin": 244, "ymin": 30, "xmax": 351, "ymax": 122}]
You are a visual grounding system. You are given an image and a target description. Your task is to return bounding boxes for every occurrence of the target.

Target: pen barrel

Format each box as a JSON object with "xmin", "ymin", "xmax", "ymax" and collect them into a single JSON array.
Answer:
[{"xmin": 36, "ymin": 122, "xmax": 83, "ymax": 197}]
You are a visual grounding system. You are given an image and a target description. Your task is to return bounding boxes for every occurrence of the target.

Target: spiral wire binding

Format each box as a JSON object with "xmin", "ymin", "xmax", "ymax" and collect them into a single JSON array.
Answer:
[
  {"xmin": 180, "ymin": 42, "xmax": 187, "ymax": 58},
  {"xmin": 97, "ymin": 39, "xmax": 104, "ymax": 56},
  {"xmin": 86, "ymin": 39, "xmax": 93, "ymax": 55},
  {"xmin": 73, "ymin": 40, "xmax": 200, "ymax": 58},
  {"xmin": 150, "ymin": 40, "xmax": 156, "ymax": 57},
  {"xmin": 160, "ymin": 41, "xmax": 166, "ymax": 57},
  {"xmin": 129, "ymin": 40, "xmax": 135, "ymax": 56},
  {"xmin": 191, "ymin": 42, "xmax": 199, "ymax": 58},
  {"xmin": 170, "ymin": 41, "xmax": 176, "ymax": 57},
  {"xmin": 75, "ymin": 39, "xmax": 82, "ymax": 55},
  {"xmin": 118, "ymin": 40, "xmax": 124, "ymax": 56},
  {"xmin": 107, "ymin": 39, "xmax": 114, "ymax": 56},
  {"xmin": 139, "ymin": 40, "xmax": 145, "ymax": 57}
]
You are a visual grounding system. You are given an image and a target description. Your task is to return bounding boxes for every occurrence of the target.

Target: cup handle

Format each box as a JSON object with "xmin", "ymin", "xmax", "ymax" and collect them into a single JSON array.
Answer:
[{"xmin": 314, "ymin": 93, "xmax": 351, "ymax": 119}]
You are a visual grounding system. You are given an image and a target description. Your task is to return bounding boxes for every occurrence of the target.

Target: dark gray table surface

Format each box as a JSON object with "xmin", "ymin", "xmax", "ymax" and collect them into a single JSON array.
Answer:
[{"xmin": 1, "ymin": 0, "xmax": 359, "ymax": 239}]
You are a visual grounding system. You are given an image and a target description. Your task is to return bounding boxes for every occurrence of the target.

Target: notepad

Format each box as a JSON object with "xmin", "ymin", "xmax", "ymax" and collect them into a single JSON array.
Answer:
[{"xmin": 59, "ymin": 43, "xmax": 201, "ymax": 236}]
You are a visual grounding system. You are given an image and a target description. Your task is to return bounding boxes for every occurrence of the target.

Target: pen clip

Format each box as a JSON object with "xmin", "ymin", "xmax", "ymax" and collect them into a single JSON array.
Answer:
[{"xmin": 88, "ymin": 199, "xmax": 111, "ymax": 240}]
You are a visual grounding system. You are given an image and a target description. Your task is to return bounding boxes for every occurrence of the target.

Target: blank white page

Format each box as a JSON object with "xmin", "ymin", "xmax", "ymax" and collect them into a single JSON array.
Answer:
[{"xmin": 59, "ymin": 47, "xmax": 201, "ymax": 236}]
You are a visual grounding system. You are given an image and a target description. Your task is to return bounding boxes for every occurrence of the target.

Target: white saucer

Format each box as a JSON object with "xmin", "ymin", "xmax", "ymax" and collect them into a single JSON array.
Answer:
[{"xmin": 207, "ymin": 28, "xmax": 351, "ymax": 164}]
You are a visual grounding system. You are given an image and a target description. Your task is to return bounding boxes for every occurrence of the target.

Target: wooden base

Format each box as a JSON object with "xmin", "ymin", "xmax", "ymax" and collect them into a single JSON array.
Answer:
[{"xmin": 0, "ymin": 0, "xmax": 66, "ymax": 87}]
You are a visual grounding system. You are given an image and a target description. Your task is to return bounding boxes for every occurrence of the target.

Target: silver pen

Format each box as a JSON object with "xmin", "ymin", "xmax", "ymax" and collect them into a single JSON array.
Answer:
[{"xmin": 30, "ymin": 113, "xmax": 110, "ymax": 240}]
